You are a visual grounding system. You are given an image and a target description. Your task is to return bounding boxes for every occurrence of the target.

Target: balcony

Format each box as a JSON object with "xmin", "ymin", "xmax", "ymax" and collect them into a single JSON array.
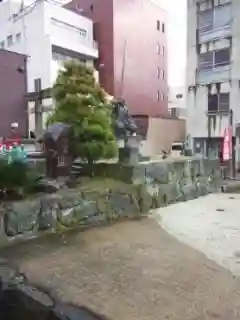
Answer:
[
  {"xmin": 49, "ymin": 18, "xmax": 98, "ymax": 59},
  {"xmin": 197, "ymin": 65, "xmax": 231, "ymax": 85},
  {"xmin": 45, "ymin": 2, "xmax": 99, "ymax": 59},
  {"xmin": 198, "ymin": 25, "xmax": 231, "ymax": 44},
  {"xmin": 198, "ymin": 3, "xmax": 232, "ymax": 43}
]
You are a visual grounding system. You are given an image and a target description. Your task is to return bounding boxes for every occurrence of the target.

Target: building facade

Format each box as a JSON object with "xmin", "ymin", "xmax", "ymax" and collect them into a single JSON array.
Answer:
[
  {"xmin": 186, "ymin": 0, "xmax": 240, "ymax": 165},
  {"xmin": 0, "ymin": 0, "xmax": 98, "ymax": 134},
  {"xmin": 168, "ymin": 86, "xmax": 187, "ymax": 119},
  {"xmin": 65, "ymin": 0, "xmax": 168, "ymax": 118},
  {"xmin": 0, "ymin": 49, "xmax": 28, "ymax": 138}
]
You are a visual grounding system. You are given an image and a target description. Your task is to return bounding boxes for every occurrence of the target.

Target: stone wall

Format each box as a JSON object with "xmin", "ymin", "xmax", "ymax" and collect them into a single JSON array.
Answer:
[{"xmin": 0, "ymin": 158, "xmax": 220, "ymax": 248}]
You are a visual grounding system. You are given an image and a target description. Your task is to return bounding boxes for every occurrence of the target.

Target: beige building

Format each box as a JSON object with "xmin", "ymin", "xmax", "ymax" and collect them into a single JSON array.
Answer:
[
  {"xmin": 186, "ymin": 0, "xmax": 240, "ymax": 165},
  {"xmin": 168, "ymin": 86, "xmax": 186, "ymax": 119}
]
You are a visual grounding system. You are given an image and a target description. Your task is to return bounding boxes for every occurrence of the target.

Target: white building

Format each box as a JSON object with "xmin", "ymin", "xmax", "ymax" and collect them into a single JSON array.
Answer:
[
  {"xmin": 168, "ymin": 86, "xmax": 186, "ymax": 119},
  {"xmin": 0, "ymin": 0, "xmax": 98, "ymax": 133},
  {"xmin": 186, "ymin": 0, "xmax": 240, "ymax": 165}
]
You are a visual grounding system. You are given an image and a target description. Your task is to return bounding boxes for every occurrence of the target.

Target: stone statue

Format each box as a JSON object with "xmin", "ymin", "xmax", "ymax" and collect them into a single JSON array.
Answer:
[
  {"xmin": 112, "ymin": 99, "xmax": 137, "ymax": 139},
  {"xmin": 112, "ymin": 99, "xmax": 140, "ymax": 164},
  {"xmin": 42, "ymin": 123, "xmax": 73, "ymax": 179}
]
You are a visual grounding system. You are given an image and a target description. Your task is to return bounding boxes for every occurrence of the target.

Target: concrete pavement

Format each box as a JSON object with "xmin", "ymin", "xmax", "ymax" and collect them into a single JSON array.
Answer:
[{"xmin": 152, "ymin": 193, "xmax": 240, "ymax": 277}]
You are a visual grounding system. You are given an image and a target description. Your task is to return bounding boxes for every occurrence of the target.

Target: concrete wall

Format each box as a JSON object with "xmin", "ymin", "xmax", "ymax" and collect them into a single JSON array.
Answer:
[{"xmin": 141, "ymin": 117, "xmax": 186, "ymax": 156}]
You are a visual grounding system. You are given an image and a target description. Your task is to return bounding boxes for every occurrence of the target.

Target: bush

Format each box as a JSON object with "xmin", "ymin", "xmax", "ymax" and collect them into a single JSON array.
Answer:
[{"xmin": 0, "ymin": 159, "xmax": 41, "ymax": 200}]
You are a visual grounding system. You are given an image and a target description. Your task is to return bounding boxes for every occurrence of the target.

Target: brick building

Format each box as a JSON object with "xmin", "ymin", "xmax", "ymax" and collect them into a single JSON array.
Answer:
[
  {"xmin": 65, "ymin": 0, "xmax": 168, "ymax": 119},
  {"xmin": 0, "ymin": 49, "xmax": 28, "ymax": 138}
]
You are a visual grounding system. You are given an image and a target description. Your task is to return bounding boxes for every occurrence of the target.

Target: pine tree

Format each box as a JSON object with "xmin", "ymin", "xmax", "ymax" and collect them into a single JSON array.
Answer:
[{"xmin": 48, "ymin": 60, "xmax": 117, "ymax": 164}]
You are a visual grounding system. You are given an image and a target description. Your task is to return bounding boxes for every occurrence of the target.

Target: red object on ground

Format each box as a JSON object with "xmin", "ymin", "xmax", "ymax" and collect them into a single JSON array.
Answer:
[{"xmin": 223, "ymin": 127, "xmax": 232, "ymax": 161}]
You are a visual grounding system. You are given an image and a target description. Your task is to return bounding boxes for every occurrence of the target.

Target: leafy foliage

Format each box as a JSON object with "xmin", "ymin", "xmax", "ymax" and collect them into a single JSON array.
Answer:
[
  {"xmin": 0, "ymin": 159, "xmax": 42, "ymax": 200},
  {"xmin": 48, "ymin": 60, "xmax": 117, "ymax": 163}
]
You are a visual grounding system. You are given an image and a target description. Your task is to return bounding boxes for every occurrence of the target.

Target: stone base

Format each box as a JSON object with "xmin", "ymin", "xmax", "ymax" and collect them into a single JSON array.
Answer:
[{"xmin": 118, "ymin": 135, "xmax": 141, "ymax": 165}]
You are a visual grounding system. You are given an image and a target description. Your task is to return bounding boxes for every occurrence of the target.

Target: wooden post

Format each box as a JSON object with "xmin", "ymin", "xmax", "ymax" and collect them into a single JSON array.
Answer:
[
  {"xmin": 25, "ymin": 84, "xmax": 52, "ymax": 139},
  {"xmin": 34, "ymin": 78, "xmax": 43, "ymax": 138}
]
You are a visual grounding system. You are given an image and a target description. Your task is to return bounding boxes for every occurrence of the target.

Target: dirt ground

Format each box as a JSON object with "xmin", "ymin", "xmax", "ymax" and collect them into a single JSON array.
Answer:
[{"xmin": 2, "ymin": 218, "xmax": 240, "ymax": 320}]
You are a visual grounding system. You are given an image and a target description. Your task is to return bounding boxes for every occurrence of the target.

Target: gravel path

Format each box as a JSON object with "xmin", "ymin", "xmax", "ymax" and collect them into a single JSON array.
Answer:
[{"xmin": 2, "ymin": 219, "xmax": 240, "ymax": 320}]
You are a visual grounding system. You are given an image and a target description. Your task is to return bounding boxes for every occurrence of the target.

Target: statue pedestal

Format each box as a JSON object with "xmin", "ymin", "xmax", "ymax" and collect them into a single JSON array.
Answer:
[{"xmin": 118, "ymin": 135, "xmax": 141, "ymax": 165}]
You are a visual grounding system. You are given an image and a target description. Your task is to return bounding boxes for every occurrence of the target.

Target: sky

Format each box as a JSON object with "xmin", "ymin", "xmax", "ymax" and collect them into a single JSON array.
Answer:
[{"xmin": 154, "ymin": 0, "xmax": 187, "ymax": 88}]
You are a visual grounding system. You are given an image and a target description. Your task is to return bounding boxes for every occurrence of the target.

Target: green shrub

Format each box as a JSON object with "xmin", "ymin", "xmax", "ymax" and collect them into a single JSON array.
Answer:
[
  {"xmin": 0, "ymin": 159, "xmax": 41, "ymax": 199},
  {"xmin": 47, "ymin": 60, "xmax": 117, "ymax": 165}
]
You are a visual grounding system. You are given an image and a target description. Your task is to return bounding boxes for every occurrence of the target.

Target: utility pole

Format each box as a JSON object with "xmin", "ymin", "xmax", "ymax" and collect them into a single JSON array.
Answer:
[{"xmin": 120, "ymin": 39, "xmax": 127, "ymax": 98}]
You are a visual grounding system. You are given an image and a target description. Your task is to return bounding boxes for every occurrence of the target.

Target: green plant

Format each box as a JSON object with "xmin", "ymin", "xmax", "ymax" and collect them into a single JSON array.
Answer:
[
  {"xmin": 48, "ymin": 60, "xmax": 117, "ymax": 165},
  {"xmin": 0, "ymin": 159, "xmax": 42, "ymax": 199}
]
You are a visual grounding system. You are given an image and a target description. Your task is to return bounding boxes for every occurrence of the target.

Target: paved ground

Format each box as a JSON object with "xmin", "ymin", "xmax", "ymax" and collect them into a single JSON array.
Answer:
[
  {"xmin": 2, "ymin": 216, "xmax": 240, "ymax": 320},
  {"xmin": 153, "ymin": 193, "xmax": 240, "ymax": 277}
]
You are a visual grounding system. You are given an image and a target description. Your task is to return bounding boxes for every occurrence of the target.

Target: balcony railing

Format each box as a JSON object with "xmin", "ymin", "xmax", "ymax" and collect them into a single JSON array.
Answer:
[
  {"xmin": 197, "ymin": 64, "xmax": 231, "ymax": 84},
  {"xmin": 198, "ymin": 24, "xmax": 231, "ymax": 43}
]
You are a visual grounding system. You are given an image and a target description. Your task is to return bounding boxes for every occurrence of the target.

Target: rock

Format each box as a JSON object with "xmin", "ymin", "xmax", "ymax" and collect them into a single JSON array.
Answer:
[
  {"xmin": 57, "ymin": 191, "xmax": 83, "ymax": 210},
  {"xmin": 107, "ymin": 193, "xmax": 139, "ymax": 217},
  {"xmin": 0, "ymin": 262, "xmax": 109, "ymax": 320},
  {"xmin": 180, "ymin": 184, "xmax": 198, "ymax": 201},
  {"xmin": 37, "ymin": 179, "xmax": 63, "ymax": 193},
  {"xmin": 38, "ymin": 195, "xmax": 60, "ymax": 230},
  {"xmin": 52, "ymin": 303, "xmax": 110, "ymax": 320},
  {"xmin": 0, "ymin": 285, "xmax": 54, "ymax": 319},
  {"xmin": 145, "ymin": 163, "xmax": 169, "ymax": 184},
  {"xmin": 0, "ymin": 260, "xmax": 25, "ymax": 288},
  {"xmin": 59, "ymin": 201, "xmax": 98, "ymax": 225},
  {"xmin": 3, "ymin": 200, "xmax": 40, "ymax": 236}
]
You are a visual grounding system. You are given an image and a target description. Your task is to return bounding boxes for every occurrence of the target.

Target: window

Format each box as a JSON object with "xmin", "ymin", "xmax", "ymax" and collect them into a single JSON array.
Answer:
[
  {"xmin": 157, "ymin": 68, "xmax": 164, "ymax": 79},
  {"xmin": 157, "ymin": 20, "xmax": 160, "ymax": 30},
  {"xmin": 51, "ymin": 18, "xmax": 87, "ymax": 38},
  {"xmin": 79, "ymin": 29, "xmax": 87, "ymax": 37},
  {"xmin": 7, "ymin": 35, "xmax": 13, "ymax": 47},
  {"xmin": 0, "ymin": 41, "xmax": 4, "ymax": 49},
  {"xmin": 198, "ymin": 4, "xmax": 231, "ymax": 33},
  {"xmin": 176, "ymin": 94, "xmax": 183, "ymax": 99},
  {"xmin": 208, "ymin": 93, "xmax": 229, "ymax": 113},
  {"xmin": 219, "ymin": 93, "xmax": 229, "ymax": 112},
  {"xmin": 160, "ymin": 45, "xmax": 165, "ymax": 56},
  {"xmin": 16, "ymin": 33, "xmax": 21, "ymax": 43},
  {"xmin": 162, "ymin": 23, "xmax": 165, "ymax": 33},
  {"xmin": 157, "ymin": 44, "xmax": 164, "ymax": 55},
  {"xmin": 215, "ymin": 48, "xmax": 230, "ymax": 67},
  {"xmin": 199, "ymin": 48, "xmax": 230, "ymax": 70}
]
